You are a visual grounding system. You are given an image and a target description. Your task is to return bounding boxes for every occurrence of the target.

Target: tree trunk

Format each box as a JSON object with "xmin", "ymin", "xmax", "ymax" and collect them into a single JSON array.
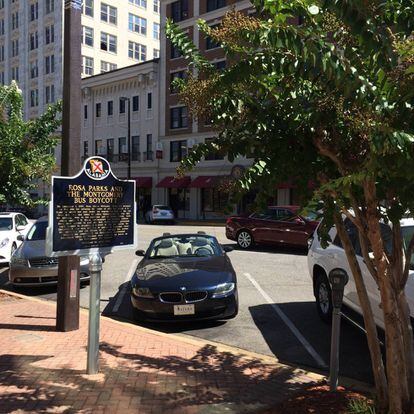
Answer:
[
  {"xmin": 363, "ymin": 180, "xmax": 411, "ymax": 413},
  {"xmin": 333, "ymin": 212, "xmax": 389, "ymax": 412}
]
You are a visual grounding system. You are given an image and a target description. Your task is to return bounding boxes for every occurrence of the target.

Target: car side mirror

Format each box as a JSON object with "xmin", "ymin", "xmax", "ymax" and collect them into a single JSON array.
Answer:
[
  {"xmin": 223, "ymin": 245, "xmax": 234, "ymax": 253},
  {"xmin": 16, "ymin": 225, "xmax": 26, "ymax": 232},
  {"xmin": 294, "ymin": 217, "xmax": 305, "ymax": 225},
  {"xmin": 17, "ymin": 234, "xmax": 25, "ymax": 242},
  {"xmin": 135, "ymin": 250, "xmax": 145, "ymax": 257}
]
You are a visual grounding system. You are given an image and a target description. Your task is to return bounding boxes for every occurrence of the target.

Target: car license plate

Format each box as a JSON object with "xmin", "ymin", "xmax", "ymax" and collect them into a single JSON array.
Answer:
[{"xmin": 174, "ymin": 304, "xmax": 195, "ymax": 315}]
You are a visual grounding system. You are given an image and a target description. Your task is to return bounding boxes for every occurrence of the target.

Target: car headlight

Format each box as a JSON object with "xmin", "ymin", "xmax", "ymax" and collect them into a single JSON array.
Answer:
[
  {"xmin": 132, "ymin": 287, "xmax": 154, "ymax": 298},
  {"xmin": 212, "ymin": 282, "xmax": 235, "ymax": 298},
  {"xmin": 10, "ymin": 256, "xmax": 28, "ymax": 266},
  {"xmin": 0, "ymin": 238, "xmax": 10, "ymax": 249}
]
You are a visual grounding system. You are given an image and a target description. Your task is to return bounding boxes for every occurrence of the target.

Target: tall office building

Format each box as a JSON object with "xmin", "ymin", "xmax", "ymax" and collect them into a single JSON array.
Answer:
[{"xmin": 0, "ymin": 0, "xmax": 160, "ymax": 119}]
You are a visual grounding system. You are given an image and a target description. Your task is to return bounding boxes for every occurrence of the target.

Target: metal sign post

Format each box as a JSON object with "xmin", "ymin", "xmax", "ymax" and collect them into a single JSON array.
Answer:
[
  {"xmin": 87, "ymin": 253, "xmax": 103, "ymax": 374},
  {"xmin": 47, "ymin": 156, "xmax": 137, "ymax": 374},
  {"xmin": 328, "ymin": 268, "xmax": 349, "ymax": 391}
]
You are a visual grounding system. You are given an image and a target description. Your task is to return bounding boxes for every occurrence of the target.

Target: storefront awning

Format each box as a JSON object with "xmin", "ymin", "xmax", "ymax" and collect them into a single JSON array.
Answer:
[
  {"xmin": 156, "ymin": 176, "xmax": 191, "ymax": 188},
  {"xmin": 189, "ymin": 175, "xmax": 226, "ymax": 188},
  {"xmin": 135, "ymin": 177, "xmax": 153, "ymax": 188}
]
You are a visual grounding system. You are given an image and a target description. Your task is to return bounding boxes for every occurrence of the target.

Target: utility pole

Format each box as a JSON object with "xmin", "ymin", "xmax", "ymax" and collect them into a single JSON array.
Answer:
[{"xmin": 56, "ymin": 0, "xmax": 82, "ymax": 332}]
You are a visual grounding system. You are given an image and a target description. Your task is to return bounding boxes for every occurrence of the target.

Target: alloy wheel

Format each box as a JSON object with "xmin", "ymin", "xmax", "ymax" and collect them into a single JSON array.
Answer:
[{"xmin": 237, "ymin": 231, "xmax": 252, "ymax": 249}]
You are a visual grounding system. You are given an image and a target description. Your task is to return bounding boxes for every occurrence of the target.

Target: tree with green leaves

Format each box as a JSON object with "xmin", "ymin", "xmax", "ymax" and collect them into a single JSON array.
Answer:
[
  {"xmin": 166, "ymin": 1, "xmax": 414, "ymax": 412},
  {"xmin": 0, "ymin": 81, "xmax": 62, "ymax": 207}
]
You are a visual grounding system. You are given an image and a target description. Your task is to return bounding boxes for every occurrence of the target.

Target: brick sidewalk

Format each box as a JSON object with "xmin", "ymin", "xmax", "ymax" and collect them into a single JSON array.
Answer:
[{"xmin": 0, "ymin": 291, "xmax": 323, "ymax": 414}]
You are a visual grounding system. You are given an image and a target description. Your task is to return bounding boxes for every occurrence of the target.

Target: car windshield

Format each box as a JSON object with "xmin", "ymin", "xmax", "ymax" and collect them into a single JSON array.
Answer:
[
  {"xmin": 26, "ymin": 221, "xmax": 48, "ymax": 241},
  {"xmin": 148, "ymin": 235, "xmax": 221, "ymax": 258},
  {"xmin": 0, "ymin": 218, "xmax": 13, "ymax": 231},
  {"xmin": 154, "ymin": 205, "xmax": 171, "ymax": 211},
  {"xmin": 302, "ymin": 210, "xmax": 320, "ymax": 221}
]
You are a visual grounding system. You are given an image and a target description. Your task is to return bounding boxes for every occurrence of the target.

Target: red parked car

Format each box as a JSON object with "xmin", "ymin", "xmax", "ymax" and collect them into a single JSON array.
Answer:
[{"xmin": 226, "ymin": 206, "xmax": 320, "ymax": 249}]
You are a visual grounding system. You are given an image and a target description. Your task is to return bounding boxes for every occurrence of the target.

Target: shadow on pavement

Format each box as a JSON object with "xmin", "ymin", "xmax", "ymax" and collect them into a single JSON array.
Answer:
[{"xmin": 249, "ymin": 302, "xmax": 374, "ymax": 384}]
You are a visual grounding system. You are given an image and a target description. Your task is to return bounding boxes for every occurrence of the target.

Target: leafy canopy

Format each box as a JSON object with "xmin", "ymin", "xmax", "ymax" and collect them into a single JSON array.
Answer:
[{"xmin": 0, "ymin": 82, "xmax": 62, "ymax": 206}]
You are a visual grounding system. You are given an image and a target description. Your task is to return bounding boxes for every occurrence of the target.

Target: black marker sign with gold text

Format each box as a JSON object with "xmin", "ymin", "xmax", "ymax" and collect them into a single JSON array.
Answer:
[{"xmin": 46, "ymin": 157, "xmax": 137, "ymax": 257}]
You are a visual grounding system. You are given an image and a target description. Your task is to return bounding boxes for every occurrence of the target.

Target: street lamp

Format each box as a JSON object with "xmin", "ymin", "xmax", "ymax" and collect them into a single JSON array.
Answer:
[{"xmin": 120, "ymin": 97, "xmax": 131, "ymax": 180}]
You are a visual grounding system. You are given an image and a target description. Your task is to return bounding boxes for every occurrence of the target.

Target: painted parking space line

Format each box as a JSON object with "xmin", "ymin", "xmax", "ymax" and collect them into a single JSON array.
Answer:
[
  {"xmin": 244, "ymin": 272, "xmax": 327, "ymax": 368},
  {"xmin": 112, "ymin": 258, "xmax": 139, "ymax": 314}
]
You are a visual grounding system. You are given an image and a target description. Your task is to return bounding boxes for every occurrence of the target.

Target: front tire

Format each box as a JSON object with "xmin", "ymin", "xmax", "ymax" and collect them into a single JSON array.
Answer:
[
  {"xmin": 237, "ymin": 230, "xmax": 253, "ymax": 249},
  {"xmin": 315, "ymin": 273, "xmax": 333, "ymax": 323}
]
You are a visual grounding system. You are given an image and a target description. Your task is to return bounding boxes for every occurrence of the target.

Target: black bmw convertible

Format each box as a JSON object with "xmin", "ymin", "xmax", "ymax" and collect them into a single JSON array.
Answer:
[{"xmin": 130, "ymin": 233, "xmax": 238, "ymax": 321}]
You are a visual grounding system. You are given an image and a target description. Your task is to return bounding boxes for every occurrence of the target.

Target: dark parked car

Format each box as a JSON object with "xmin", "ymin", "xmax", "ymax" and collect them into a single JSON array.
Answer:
[
  {"xmin": 226, "ymin": 205, "xmax": 319, "ymax": 249},
  {"xmin": 130, "ymin": 233, "xmax": 238, "ymax": 321}
]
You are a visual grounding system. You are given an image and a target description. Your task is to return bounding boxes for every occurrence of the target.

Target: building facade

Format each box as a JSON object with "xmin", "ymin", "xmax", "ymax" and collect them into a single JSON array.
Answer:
[{"xmin": 0, "ymin": 0, "xmax": 160, "ymax": 119}]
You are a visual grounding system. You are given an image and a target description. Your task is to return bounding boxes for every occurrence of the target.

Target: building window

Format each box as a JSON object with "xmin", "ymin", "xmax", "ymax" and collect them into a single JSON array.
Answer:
[
  {"xmin": 11, "ymin": 66, "xmax": 18, "ymax": 81},
  {"xmin": 207, "ymin": 0, "xmax": 226, "ymax": 12},
  {"xmin": 101, "ymin": 3, "xmax": 117, "ymax": 25},
  {"xmin": 153, "ymin": 0, "xmax": 159, "ymax": 13},
  {"xmin": 118, "ymin": 137, "xmax": 127, "ymax": 160},
  {"xmin": 30, "ymin": 2, "xmax": 39, "ymax": 21},
  {"xmin": 45, "ymin": 55, "xmax": 55, "ymax": 74},
  {"xmin": 96, "ymin": 103, "xmax": 102, "ymax": 118},
  {"xmin": 82, "ymin": 0, "xmax": 94, "ymax": 17},
  {"xmin": 153, "ymin": 22, "xmax": 160, "ymax": 40},
  {"xmin": 132, "ymin": 136, "xmax": 140, "ymax": 160},
  {"xmin": 29, "ymin": 32, "xmax": 39, "ymax": 51},
  {"xmin": 170, "ymin": 42, "xmax": 182, "ymax": 59},
  {"xmin": 45, "ymin": 84, "xmax": 55, "ymax": 104},
  {"xmin": 84, "ymin": 104, "xmax": 88, "ymax": 119},
  {"xmin": 147, "ymin": 92, "xmax": 152, "ymax": 109},
  {"xmin": 0, "ymin": 0, "xmax": 4, "ymax": 9},
  {"xmin": 128, "ymin": 13, "xmax": 147, "ymax": 35},
  {"xmin": 170, "ymin": 107, "xmax": 188, "ymax": 129},
  {"xmin": 119, "ymin": 98, "xmax": 126, "ymax": 114},
  {"xmin": 83, "ymin": 141, "xmax": 89, "ymax": 157},
  {"xmin": 170, "ymin": 140, "xmax": 187, "ymax": 162},
  {"xmin": 146, "ymin": 134, "xmax": 153, "ymax": 160},
  {"xmin": 30, "ymin": 89, "xmax": 39, "ymax": 107},
  {"xmin": 107, "ymin": 138, "xmax": 114, "ymax": 161},
  {"xmin": 128, "ymin": 41, "xmax": 146, "ymax": 61},
  {"xmin": 30, "ymin": 60, "xmax": 38, "ymax": 79},
  {"xmin": 82, "ymin": 26, "xmax": 93, "ymax": 47},
  {"xmin": 100, "ymin": 61, "xmax": 117, "ymax": 73},
  {"xmin": 171, "ymin": 0, "xmax": 188, "ymax": 22},
  {"xmin": 0, "ymin": 45, "xmax": 4, "ymax": 62},
  {"xmin": 0, "ymin": 71, "xmax": 3, "ymax": 85},
  {"xmin": 206, "ymin": 25, "xmax": 220, "ymax": 50},
  {"xmin": 100, "ymin": 32, "xmax": 117, "ymax": 53},
  {"xmin": 153, "ymin": 48, "xmax": 159, "ymax": 58},
  {"xmin": 11, "ymin": 12, "xmax": 18, "ymax": 30},
  {"xmin": 132, "ymin": 95, "xmax": 139, "ymax": 111},
  {"xmin": 129, "ymin": 0, "xmax": 147, "ymax": 9},
  {"xmin": 45, "ymin": 25, "xmax": 55, "ymax": 44},
  {"xmin": 205, "ymin": 137, "xmax": 224, "ymax": 160},
  {"xmin": 0, "ymin": 19, "xmax": 4, "ymax": 35},
  {"xmin": 95, "ymin": 139, "xmax": 104, "ymax": 155},
  {"xmin": 202, "ymin": 188, "xmax": 228, "ymax": 212},
  {"xmin": 45, "ymin": 0, "xmax": 54, "ymax": 14},
  {"xmin": 11, "ymin": 39, "xmax": 18, "ymax": 57},
  {"xmin": 107, "ymin": 101, "xmax": 113, "ymax": 116},
  {"xmin": 82, "ymin": 56, "xmax": 94, "ymax": 75},
  {"xmin": 170, "ymin": 70, "xmax": 186, "ymax": 93}
]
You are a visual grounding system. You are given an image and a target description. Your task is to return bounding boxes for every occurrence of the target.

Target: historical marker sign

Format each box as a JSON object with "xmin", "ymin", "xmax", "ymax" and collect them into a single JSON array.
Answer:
[{"xmin": 46, "ymin": 156, "xmax": 137, "ymax": 257}]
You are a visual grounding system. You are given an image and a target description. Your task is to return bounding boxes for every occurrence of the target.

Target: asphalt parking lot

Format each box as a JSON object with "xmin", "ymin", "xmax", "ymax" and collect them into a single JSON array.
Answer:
[{"xmin": 0, "ymin": 223, "xmax": 374, "ymax": 384}]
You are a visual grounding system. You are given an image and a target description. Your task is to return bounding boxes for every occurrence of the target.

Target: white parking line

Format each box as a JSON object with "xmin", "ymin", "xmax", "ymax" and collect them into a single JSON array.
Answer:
[
  {"xmin": 112, "ymin": 258, "xmax": 139, "ymax": 313},
  {"xmin": 244, "ymin": 272, "xmax": 327, "ymax": 368}
]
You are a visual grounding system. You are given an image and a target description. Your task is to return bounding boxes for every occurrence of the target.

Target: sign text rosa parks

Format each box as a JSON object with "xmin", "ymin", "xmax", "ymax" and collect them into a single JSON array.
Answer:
[{"xmin": 66, "ymin": 184, "xmax": 124, "ymax": 204}]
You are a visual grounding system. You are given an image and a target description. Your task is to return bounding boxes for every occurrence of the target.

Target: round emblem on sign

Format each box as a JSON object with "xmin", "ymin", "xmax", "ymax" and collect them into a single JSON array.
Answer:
[
  {"xmin": 84, "ymin": 157, "xmax": 111, "ymax": 180},
  {"xmin": 231, "ymin": 165, "xmax": 245, "ymax": 179}
]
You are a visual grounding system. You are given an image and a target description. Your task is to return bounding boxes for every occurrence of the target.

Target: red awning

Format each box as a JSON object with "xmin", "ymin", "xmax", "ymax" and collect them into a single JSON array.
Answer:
[
  {"xmin": 189, "ymin": 176, "xmax": 226, "ymax": 188},
  {"xmin": 135, "ymin": 177, "xmax": 153, "ymax": 188},
  {"xmin": 156, "ymin": 176, "xmax": 191, "ymax": 188}
]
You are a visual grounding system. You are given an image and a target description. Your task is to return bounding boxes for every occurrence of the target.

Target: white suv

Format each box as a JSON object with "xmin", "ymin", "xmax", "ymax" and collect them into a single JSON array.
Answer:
[
  {"xmin": 308, "ymin": 218, "xmax": 414, "ymax": 329},
  {"xmin": 0, "ymin": 212, "xmax": 31, "ymax": 264}
]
